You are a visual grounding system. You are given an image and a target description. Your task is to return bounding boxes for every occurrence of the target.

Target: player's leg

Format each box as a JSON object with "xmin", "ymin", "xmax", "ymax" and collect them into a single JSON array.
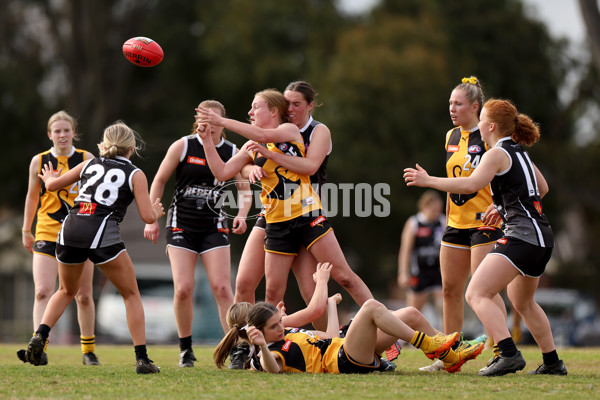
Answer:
[
  {"xmin": 200, "ymin": 246, "xmax": 234, "ymax": 333},
  {"xmin": 75, "ymin": 259, "xmax": 100, "ymax": 365},
  {"xmin": 32, "ymin": 253, "xmax": 58, "ymax": 330},
  {"xmin": 439, "ymin": 245, "xmax": 470, "ymax": 334},
  {"xmin": 168, "ymin": 247, "xmax": 198, "ymax": 339},
  {"xmin": 291, "ymin": 248, "xmax": 328, "ymax": 330},
  {"xmin": 264, "ymin": 252, "xmax": 295, "ymax": 305},
  {"xmin": 234, "ymin": 226, "xmax": 266, "ymax": 304}
]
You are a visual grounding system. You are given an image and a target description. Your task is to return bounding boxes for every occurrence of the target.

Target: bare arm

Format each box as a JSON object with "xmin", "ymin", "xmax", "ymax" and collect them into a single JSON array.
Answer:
[
  {"xmin": 534, "ymin": 163, "xmax": 549, "ymax": 198},
  {"xmin": 246, "ymin": 124, "xmax": 331, "ymax": 175},
  {"xmin": 397, "ymin": 217, "xmax": 416, "ymax": 289},
  {"xmin": 281, "ymin": 262, "xmax": 333, "ymax": 328},
  {"xmin": 247, "ymin": 327, "xmax": 282, "ymax": 373},
  {"xmin": 231, "ymin": 169, "xmax": 251, "ymax": 235},
  {"xmin": 39, "ymin": 160, "xmax": 89, "ymax": 192},
  {"xmin": 404, "ymin": 148, "xmax": 507, "ymax": 194},
  {"xmin": 22, "ymin": 155, "xmax": 41, "ymax": 252},
  {"xmin": 132, "ymin": 169, "xmax": 165, "ymax": 224},
  {"xmin": 144, "ymin": 139, "xmax": 183, "ymax": 243},
  {"xmin": 199, "ymin": 127, "xmax": 253, "ymax": 181}
]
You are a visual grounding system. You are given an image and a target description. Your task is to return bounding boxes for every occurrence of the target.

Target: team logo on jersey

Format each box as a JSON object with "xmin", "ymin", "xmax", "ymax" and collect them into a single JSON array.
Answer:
[
  {"xmin": 278, "ymin": 143, "xmax": 289, "ymax": 152},
  {"xmin": 447, "ymin": 145, "xmax": 459, "ymax": 152},
  {"xmin": 282, "ymin": 340, "xmax": 292, "ymax": 352},
  {"xmin": 78, "ymin": 202, "xmax": 97, "ymax": 215},
  {"xmin": 534, "ymin": 200, "xmax": 543, "ymax": 215},
  {"xmin": 310, "ymin": 215, "xmax": 326, "ymax": 227},
  {"xmin": 187, "ymin": 156, "xmax": 206, "ymax": 165},
  {"xmin": 468, "ymin": 145, "xmax": 482, "ymax": 153}
]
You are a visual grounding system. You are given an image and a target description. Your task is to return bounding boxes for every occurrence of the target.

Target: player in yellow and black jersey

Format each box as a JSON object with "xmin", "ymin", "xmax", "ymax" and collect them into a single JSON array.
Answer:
[
  {"xmin": 20, "ymin": 111, "xmax": 99, "ymax": 366},
  {"xmin": 213, "ymin": 298, "xmax": 484, "ymax": 374},
  {"xmin": 196, "ymin": 89, "xmax": 373, "ymax": 310},
  {"xmin": 411, "ymin": 78, "xmax": 504, "ymax": 372}
]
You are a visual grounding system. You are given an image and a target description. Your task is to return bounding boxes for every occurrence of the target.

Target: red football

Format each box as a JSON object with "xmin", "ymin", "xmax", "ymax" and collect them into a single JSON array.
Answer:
[{"xmin": 122, "ymin": 36, "xmax": 164, "ymax": 67}]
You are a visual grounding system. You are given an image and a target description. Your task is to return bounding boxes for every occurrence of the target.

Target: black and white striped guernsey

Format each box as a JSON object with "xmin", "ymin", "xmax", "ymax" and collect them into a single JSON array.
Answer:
[
  {"xmin": 491, "ymin": 137, "xmax": 553, "ymax": 247},
  {"xmin": 58, "ymin": 156, "xmax": 139, "ymax": 249},
  {"xmin": 166, "ymin": 135, "xmax": 236, "ymax": 230}
]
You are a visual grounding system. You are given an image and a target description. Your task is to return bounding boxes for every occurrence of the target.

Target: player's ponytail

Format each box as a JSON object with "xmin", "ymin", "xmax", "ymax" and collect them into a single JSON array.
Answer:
[
  {"xmin": 213, "ymin": 302, "xmax": 252, "ymax": 369},
  {"xmin": 98, "ymin": 121, "xmax": 144, "ymax": 158}
]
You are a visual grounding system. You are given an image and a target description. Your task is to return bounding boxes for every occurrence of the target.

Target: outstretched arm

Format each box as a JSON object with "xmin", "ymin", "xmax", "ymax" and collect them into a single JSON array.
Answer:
[
  {"xmin": 196, "ymin": 124, "xmax": 254, "ymax": 181},
  {"xmin": 281, "ymin": 262, "xmax": 333, "ymax": 328},
  {"xmin": 246, "ymin": 124, "xmax": 331, "ymax": 175},
  {"xmin": 404, "ymin": 148, "xmax": 506, "ymax": 194},
  {"xmin": 196, "ymin": 106, "xmax": 301, "ymax": 144}
]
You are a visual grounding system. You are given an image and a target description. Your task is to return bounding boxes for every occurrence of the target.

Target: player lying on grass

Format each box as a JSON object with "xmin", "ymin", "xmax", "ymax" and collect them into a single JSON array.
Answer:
[{"xmin": 214, "ymin": 263, "xmax": 484, "ymax": 374}]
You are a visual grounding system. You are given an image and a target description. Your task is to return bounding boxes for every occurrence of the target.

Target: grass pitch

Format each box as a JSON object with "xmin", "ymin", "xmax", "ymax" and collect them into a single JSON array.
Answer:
[{"xmin": 0, "ymin": 344, "xmax": 599, "ymax": 399}]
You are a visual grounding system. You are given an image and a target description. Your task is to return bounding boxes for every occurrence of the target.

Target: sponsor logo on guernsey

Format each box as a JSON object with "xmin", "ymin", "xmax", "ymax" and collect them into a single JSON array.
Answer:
[
  {"xmin": 301, "ymin": 196, "xmax": 315, "ymax": 207},
  {"xmin": 468, "ymin": 145, "xmax": 482, "ymax": 153},
  {"xmin": 534, "ymin": 201, "xmax": 543, "ymax": 215},
  {"xmin": 78, "ymin": 202, "xmax": 97, "ymax": 215},
  {"xmin": 218, "ymin": 228, "xmax": 230, "ymax": 234},
  {"xmin": 289, "ymin": 328, "xmax": 299, "ymax": 333},
  {"xmin": 282, "ymin": 340, "xmax": 292, "ymax": 352},
  {"xmin": 448, "ymin": 145, "xmax": 459, "ymax": 152},
  {"xmin": 498, "ymin": 238, "xmax": 508, "ymax": 245},
  {"xmin": 171, "ymin": 227, "xmax": 184, "ymax": 232},
  {"xmin": 35, "ymin": 241, "xmax": 46, "ymax": 249},
  {"xmin": 416, "ymin": 226, "xmax": 432, "ymax": 238},
  {"xmin": 477, "ymin": 226, "xmax": 496, "ymax": 231},
  {"xmin": 187, "ymin": 156, "xmax": 206, "ymax": 165},
  {"xmin": 310, "ymin": 215, "xmax": 326, "ymax": 227}
]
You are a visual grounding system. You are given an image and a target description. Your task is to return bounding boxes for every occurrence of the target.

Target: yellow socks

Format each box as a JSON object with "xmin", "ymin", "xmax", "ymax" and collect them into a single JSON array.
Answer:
[{"xmin": 81, "ymin": 335, "xmax": 96, "ymax": 354}]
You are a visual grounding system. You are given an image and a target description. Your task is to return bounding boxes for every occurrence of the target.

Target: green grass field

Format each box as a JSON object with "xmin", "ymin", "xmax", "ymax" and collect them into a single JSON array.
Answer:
[{"xmin": 1, "ymin": 344, "xmax": 599, "ymax": 399}]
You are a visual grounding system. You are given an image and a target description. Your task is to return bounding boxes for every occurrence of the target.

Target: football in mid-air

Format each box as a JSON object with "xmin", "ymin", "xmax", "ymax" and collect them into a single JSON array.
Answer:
[{"xmin": 122, "ymin": 37, "xmax": 164, "ymax": 67}]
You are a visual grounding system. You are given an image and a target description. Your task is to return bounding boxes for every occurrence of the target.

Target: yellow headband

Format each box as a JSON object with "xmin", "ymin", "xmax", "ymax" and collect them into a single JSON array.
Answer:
[{"xmin": 462, "ymin": 76, "xmax": 478, "ymax": 85}]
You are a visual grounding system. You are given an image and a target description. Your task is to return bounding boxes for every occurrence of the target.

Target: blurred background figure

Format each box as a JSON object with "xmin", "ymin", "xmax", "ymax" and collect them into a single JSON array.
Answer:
[{"xmin": 397, "ymin": 190, "xmax": 445, "ymax": 329}]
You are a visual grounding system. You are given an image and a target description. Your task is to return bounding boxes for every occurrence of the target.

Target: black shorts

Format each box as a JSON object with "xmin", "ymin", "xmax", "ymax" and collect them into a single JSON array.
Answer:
[
  {"xmin": 33, "ymin": 240, "xmax": 57, "ymax": 259},
  {"xmin": 410, "ymin": 268, "xmax": 442, "ymax": 293},
  {"xmin": 441, "ymin": 226, "xmax": 502, "ymax": 249},
  {"xmin": 56, "ymin": 242, "xmax": 126, "ymax": 265},
  {"xmin": 489, "ymin": 237, "xmax": 552, "ymax": 277},
  {"xmin": 253, "ymin": 215, "xmax": 266, "ymax": 230},
  {"xmin": 337, "ymin": 344, "xmax": 381, "ymax": 374},
  {"xmin": 264, "ymin": 213, "xmax": 332, "ymax": 255},
  {"xmin": 166, "ymin": 225, "xmax": 230, "ymax": 255}
]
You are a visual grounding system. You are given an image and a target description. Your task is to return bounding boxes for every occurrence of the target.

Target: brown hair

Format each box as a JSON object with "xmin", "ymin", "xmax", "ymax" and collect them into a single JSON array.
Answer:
[
  {"xmin": 256, "ymin": 89, "xmax": 289, "ymax": 124},
  {"xmin": 47, "ymin": 110, "xmax": 80, "ymax": 141},
  {"xmin": 97, "ymin": 121, "xmax": 143, "ymax": 158},
  {"xmin": 454, "ymin": 76, "xmax": 485, "ymax": 117},
  {"xmin": 191, "ymin": 100, "xmax": 227, "ymax": 138},
  {"xmin": 483, "ymin": 99, "xmax": 540, "ymax": 146},
  {"xmin": 285, "ymin": 81, "xmax": 322, "ymax": 108},
  {"xmin": 213, "ymin": 302, "xmax": 252, "ymax": 369}
]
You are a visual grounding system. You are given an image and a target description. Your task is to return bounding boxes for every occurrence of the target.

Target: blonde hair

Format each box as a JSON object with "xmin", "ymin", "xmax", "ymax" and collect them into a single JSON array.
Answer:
[
  {"xmin": 213, "ymin": 302, "xmax": 252, "ymax": 369},
  {"xmin": 483, "ymin": 99, "xmax": 540, "ymax": 146},
  {"xmin": 256, "ymin": 89, "xmax": 289, "ymax": 124},
  {"xmin": 417, "ymin": 190, "xmax": 443, "ymax": 211},
  {"xmin": 97, "ymin": 121, "xmax": 143, "ymax": 158},
  {"xmin": 454, "ymin": 76, "xmax": 485, "ymax": 117},
  {"xmin": 47, "ymin": 110, "xmax": 80, "ymax": 140},
  {"xmin": 191, "ymin": 100, "xmax": 227, "ymax": 138}
]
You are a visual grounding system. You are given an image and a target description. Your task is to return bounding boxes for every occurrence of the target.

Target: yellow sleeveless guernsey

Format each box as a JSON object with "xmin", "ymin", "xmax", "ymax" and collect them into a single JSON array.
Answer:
[
  {"xmin": 253, "ymin": 141, "xmax": 321, "ymax": 223},
  {"xmin": 35, "ymin": 147, "xmax": 88, "ymax": 241},
  {"xmin": 445, "ymin": 127, "xmax": 495, "ymax": 229}
]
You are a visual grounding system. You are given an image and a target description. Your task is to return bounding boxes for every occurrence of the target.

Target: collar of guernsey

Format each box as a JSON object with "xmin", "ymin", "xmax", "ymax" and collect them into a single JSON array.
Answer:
[
  {"xmin": 260, "ymin": 140, "xmax": 321, "ymax": 224},
  {"xmin": 445, "ymin": 126, "xmax": 496, "ymax": 229}
]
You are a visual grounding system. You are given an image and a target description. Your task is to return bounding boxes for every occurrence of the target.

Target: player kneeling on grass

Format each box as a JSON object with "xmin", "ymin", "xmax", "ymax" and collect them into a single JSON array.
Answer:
[
  {"xmin": 214, "ymin": 280, "xmax": 484, "ymax": 373},
  {"xmin": 18, "ymin": 121, "xmax": 164, "ymax": 374}
]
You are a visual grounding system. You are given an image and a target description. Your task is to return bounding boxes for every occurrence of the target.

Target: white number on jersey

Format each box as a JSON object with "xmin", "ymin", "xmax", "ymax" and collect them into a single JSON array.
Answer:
[{"xmin": 75, "ymin": 164, "xmax": 126, "ymax": 206}]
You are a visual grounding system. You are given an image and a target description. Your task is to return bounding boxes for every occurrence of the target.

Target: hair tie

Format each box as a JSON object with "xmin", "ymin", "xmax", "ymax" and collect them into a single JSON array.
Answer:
[{"xmin": 462, "ymin": 76, "xmax": 478, "ymax": 85}]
